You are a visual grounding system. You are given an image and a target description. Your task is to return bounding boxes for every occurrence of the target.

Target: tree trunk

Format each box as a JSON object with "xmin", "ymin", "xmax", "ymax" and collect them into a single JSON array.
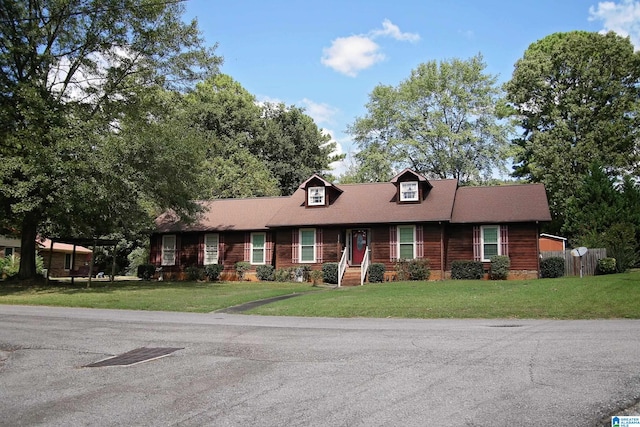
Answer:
[{"xmin": 18, "ymin": 213, "xmax": 39, "ymax": 280}]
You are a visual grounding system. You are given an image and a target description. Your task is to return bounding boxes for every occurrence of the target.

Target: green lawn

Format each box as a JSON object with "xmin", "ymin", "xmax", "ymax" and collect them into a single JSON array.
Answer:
[
  {"xmin": 248, "ymin": 272, "xmax": 640, "ymax": 319},
  {"xmin": 1, "ymin": 272, "xmax": 640, "ymax": 318},
  {"xmin": 0, "ymin": 280, "xmax": 313, "ymax": 313}
]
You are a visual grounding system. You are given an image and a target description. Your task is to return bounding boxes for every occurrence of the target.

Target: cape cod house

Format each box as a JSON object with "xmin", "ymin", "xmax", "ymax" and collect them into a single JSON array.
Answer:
[{"xmin": 150, "ymin": 170, "xmax": 551, "ymax": 283}]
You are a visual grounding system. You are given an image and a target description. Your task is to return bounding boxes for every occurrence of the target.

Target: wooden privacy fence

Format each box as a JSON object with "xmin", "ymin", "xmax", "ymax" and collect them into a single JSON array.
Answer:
[{"xmin": 540, "ymin": 248, "xmax": 607, "ymax": 277}]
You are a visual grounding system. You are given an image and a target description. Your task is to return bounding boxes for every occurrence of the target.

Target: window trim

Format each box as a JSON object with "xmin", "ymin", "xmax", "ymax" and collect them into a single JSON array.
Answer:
[
  {"xmin": 204, "ymin": 233, "xmax": 219, "ymax": 265},
  {"xmin": 161, "ymin": 234, "xmax": 177, "ymax": 266},
  {"xmin": 251, "ymin": 232, "xmax": 266, "ymax": 265},
  {"xmin": 399, "ymin": 181, "xmax": 419, "ymax": 202},
  {"xmin": 299, "ymin": 228, "xmax": 316, "ymax": 263},
  {"xmin": 397, "ymin": 225, "xmax": 416, "ymax": 260},
  {"xmin": 64, "ymin": 253, "xmax": 72, "ymax": 270},
  {"xmin": 480, "ymin": 225, "xmax": 500, "ymax": 262},
  {"xmin": 307, "ymin": 186, "xmax": 325, "ymax": 206}
]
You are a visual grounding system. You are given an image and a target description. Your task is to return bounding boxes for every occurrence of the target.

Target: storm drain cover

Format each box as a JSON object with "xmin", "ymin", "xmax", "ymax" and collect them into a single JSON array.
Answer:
[{"xmin": 84, "ymin": 347, "xmax": 182, "ymax": 368}]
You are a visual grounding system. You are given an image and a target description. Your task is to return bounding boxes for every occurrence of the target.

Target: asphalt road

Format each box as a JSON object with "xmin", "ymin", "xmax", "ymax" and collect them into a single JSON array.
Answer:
[{"xmin": 0, "ymin": 305, "xmax": 639, "ymax": 426}]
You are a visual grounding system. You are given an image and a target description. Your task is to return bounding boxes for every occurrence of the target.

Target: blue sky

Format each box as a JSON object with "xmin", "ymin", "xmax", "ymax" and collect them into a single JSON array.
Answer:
[{"xmin": 183, "ymin": 0, "xmax": 640, "ymax": 174}]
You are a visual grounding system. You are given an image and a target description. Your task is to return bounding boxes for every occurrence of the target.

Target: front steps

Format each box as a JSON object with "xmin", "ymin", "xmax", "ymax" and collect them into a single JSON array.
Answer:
[{"xmin": 340, "ymin": 266, "xmax": 364, "ymax": 286}]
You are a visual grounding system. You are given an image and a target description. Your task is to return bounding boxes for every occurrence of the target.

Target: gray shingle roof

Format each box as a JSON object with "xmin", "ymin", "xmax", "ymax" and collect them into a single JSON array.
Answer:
[
  {"xmin": 451, "ymin": 184, "xmax": 551, "ymax": 223},
  {"xmin": 154, "ymin": 179, "xmax": 551, "ymax": 232}
]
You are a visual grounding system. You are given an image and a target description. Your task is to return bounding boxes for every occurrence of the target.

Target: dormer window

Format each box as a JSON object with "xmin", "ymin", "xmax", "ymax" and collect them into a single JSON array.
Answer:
[
  {"xmin": 308, "ymin": 186, "xmax": 325, "ymax": 206},
  {"xmin": 400, "ymin": 181, "xmax": 419, "ymax": 201}
]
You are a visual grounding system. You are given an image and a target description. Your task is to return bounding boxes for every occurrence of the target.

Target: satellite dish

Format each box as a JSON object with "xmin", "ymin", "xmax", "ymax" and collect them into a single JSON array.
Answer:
[{"xmin": 571, "ymin": 247, "xmax": 588, "ymax": 257}]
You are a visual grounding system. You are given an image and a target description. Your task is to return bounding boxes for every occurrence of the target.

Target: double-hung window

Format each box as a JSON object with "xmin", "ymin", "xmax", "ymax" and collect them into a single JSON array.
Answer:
[
  {"xmin": 400, "ymin": 181, "xmax": 419, "ymax": 202},
  {"xmin": 204, "ymin": 233, "xmax": 219, "ymax": 265},
  {"xmin": 162, "ymin": 235, "xmax": 176, "ymax": 266},
  {"xmin": 481, "ymin": 226, "xmax": 500, "ymax": 261},
  {"xmin": 308, "ymin": 187, "xmax": 325, "ymax": 206},
  {"xmin": 64, "ymin": 253, "xmax": 72, "ymax": 270},
  {"xmin": 398, "ymin": 225, "xmax": 416, "ymax": 259},
  {"xmin": 251, "ymin": 232, "xmax": 266, "ymax": 264},
  {"xmin": 299, "ymin": 229, "xmax": 316, "ymax": 263}
]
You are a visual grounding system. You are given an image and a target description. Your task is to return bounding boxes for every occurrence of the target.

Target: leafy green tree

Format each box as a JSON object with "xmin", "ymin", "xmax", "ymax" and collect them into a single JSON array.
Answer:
[
  {"xmin": 185, "ymin": 75, "xmax": 341, "ymax": 197},
  {"xmin": 348, "ymin": 54, "xmax": 512, "ymax": 184},
  {"xmin": 565, "ymin": 164, "xmax": 640, "ymax": 272},
  {"xmin": 183, "ymin": 75, "xmax": 280, "ymax": 198},
  {"xmin": 0, "ymin": 0, "xmax": 220, "ymax": 279},
  {"xmin": 505, "ymin": 31, "xmax": 640, "ymax": 228},
  {"xmin": 563, "ymin": 164, "xmax": 623, "ymax": 239},
  {"xmin": 259, "ymin": 103, "xmax": 342, "ymax": 195}
]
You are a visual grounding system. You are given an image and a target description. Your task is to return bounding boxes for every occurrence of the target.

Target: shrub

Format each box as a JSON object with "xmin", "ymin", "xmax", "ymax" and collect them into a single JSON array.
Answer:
[
  {"xmin": 596, "ymin": 257, "xmax": 617, "ymax": 275},
  {"xmin": 408, "ymin": 258, "xmax": 430, "ymax": 281},
  {"xmin": 204, "ymin": 264, "xmax": 224, "ymax": 281},
  {"xmin": 490, "ymin": 256, "xmax": 510, "ymax": 280},
  {"xmin": 322, "ymin": 263, "xmax": 339, "ymax": 284},
  {"xmin": 603, "ymin": 222, "xmax": 638, "ymax": 273},
  {"xmin": 310, "ymin": 269, "xmax": 323, "ymax": 286},
  {"xmin": 185, "ymin": 266, "xmax": 204, "ymax": 281},
  {"xmin": 234, "ymin": 261, "xmax": 251, "ymax": 280},
  {"xmin": 395, "ymin": 259, "xmax": 411, "ymax": 280},
  {"xmin": 137, "ymin": 264, "xmax": 156, "ymax": 280},
  {"xmin": 293, "ymin": 265, "xmax": 310, "ymax": 282},
  {"xmin": 368, "ymin": 263, "xmax": 386, "ymax": 283},
  {"xmin": 395, "ymin": 259, "xmax": 431, "ymax": 281},
  {"xmin": 451, "ymin": 260, "xmax": 484, "ymax": 280},
  {"xmin": 256, "ymin": 264, "xmax": 275, "ymax": 281},
  {"xmin": 540, "ymin": 257, "xmax": 565, "ymax": 278},
  {"xmin": 274, "ymin": 268, "xmax": 293, "ymax": 282}
]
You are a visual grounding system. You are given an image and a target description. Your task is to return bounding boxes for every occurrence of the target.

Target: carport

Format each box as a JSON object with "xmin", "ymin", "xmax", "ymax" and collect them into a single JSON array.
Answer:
[{"xmin": 44, "ymin": 238, "xmax": 120, "ymax": 287}]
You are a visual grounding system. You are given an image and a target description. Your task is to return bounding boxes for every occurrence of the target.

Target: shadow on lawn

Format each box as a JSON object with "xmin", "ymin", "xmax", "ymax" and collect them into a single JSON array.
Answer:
[{"xmin": 0, "ymin": 278, "xmax": 225, "ymax": 296}]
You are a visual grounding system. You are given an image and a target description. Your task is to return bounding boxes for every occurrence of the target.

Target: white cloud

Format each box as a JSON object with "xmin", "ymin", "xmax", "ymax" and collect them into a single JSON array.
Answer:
[
  {"xmin": 301, "ymin": 98, "xmax": 339, "ymax": 125},
  {"xmin": 321, "ymin": 20, "xmax": 420, "ymax": 77},
  {"xmin": 371, "ymin": 19, "xmax": 421, "ymax": 42},
  {"xmin": 321, "ymin": 35, "xmax": 384, "ymax": 77},
  {"xmin": 589, "ymin": 0, "xmax": 640, "ymax": 49}
]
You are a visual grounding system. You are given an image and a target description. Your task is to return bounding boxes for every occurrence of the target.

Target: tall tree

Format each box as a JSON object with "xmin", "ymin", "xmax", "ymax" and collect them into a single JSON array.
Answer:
[
  {"xmin": 504, "ymin": 31, "xmax": 640, "ymax": 228},
  {"xmin": 185, "ymin": 75, "xmax": 341, "ymax": 197},
  {"xmin": 348, "ymin": 54, "xmax": 511, "ymax": 184},
  {"xmin": 259, "ymin": 103, "xmax": 341, "ymax": 195},
  {"xmin": 0, "ymin": 0, "xmax": 220, "ymax": 278},
  {"xmin": 183, "ymin": 75, "xmax": 280, "ymax": 199},
  {"xmin": 564, "ymin": 164, "xmax": 640, "ymax": 272}
]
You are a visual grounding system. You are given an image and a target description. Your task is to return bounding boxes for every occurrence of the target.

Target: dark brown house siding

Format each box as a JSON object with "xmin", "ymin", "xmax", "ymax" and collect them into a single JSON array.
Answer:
[
  {"xmin": 150, "ymin": 230, "xmax": 278, "ymax": 279},
  {"xmin": 445, "ymin": 223, "xmax": 540, "ymax": 272},
  {"xmin": 505, "ymin": 223, "xmax": 541, "ymax": 271}
]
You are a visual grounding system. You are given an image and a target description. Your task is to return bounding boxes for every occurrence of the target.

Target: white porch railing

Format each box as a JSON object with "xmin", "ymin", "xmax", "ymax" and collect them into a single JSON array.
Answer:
[
  {"xmin": 337, "ymin": 249, "xmax": 348, "ymax": 287},
  {"xmin": 360, "ymin": 247, "xmax": 370, "ymax": 286}
]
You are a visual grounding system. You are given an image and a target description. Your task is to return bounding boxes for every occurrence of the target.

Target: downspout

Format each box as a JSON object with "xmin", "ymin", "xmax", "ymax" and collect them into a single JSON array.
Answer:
[
  {"xmin": 46, "ymin": 240, "xmax": 54, "ymax": 285},
  {"xmin": 440, "ymin": 222, "xmax": 445, "ymax": 280},
  {"xmin": 71, "ymin": 244, "xmax": 77, "ymax": 286},
  {"xmin": 536, "ymin": 221, "xmax": 541, "ymax": 278}
]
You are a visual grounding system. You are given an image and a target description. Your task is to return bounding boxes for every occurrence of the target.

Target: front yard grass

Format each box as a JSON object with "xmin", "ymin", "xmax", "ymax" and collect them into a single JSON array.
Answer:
[
  {"xmin": 1, "ymin": 271, "xmax": 639, "ymax": 318},
  {"xmin": 248, "ymin": 271, "xmax": 640, "ymax": 319},
  {"xmin": 0, "ymin": 280, "xmax": 313, "ymax": 313}
]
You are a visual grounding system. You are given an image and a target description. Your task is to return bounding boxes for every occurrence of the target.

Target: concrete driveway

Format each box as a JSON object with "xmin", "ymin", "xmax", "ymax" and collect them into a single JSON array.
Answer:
[{"xmin": 0, "ymin": 305, "xmax": 638, "ymax": 426}]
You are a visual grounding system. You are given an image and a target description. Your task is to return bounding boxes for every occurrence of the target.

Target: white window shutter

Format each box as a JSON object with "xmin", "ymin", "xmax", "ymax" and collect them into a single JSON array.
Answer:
[
  {"xmin": 416, "ymin": 225, "xmax": 424, "ymax": 258},
  {"xmin": 292, "ymin": 229, "xmax": 299, "ymax": 263},
  {"xmin": 244, "ymin": 232, "xmax": 251, "ymax": 262},
  {"xmin": 500, "ymin": 225, "xmax": 509, "ymax": 257},
  {"xmin": 473, "ymin": 226, "xmax": 481, "ymax": 261},
  {"xmin": 316, "ymin": 229, "xmax": 323, "ymax": 264},
  {"xmin": 389, "ymin": 225, "xmax": 397, "ymax": 261},
  {"xmin": 265, "ymin": 233, "xmax": 273, "ymax": 265}
]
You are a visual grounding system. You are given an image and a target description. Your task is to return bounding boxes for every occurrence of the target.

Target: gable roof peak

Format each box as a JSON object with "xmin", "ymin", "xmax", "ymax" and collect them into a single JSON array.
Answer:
[
  {"xmin": 299, "ymin": 174, "xmax": 343, "ymax": 193},
  {"xmin": 390, "ymin": 168, "xmax": 429, "ymax": 183}
]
